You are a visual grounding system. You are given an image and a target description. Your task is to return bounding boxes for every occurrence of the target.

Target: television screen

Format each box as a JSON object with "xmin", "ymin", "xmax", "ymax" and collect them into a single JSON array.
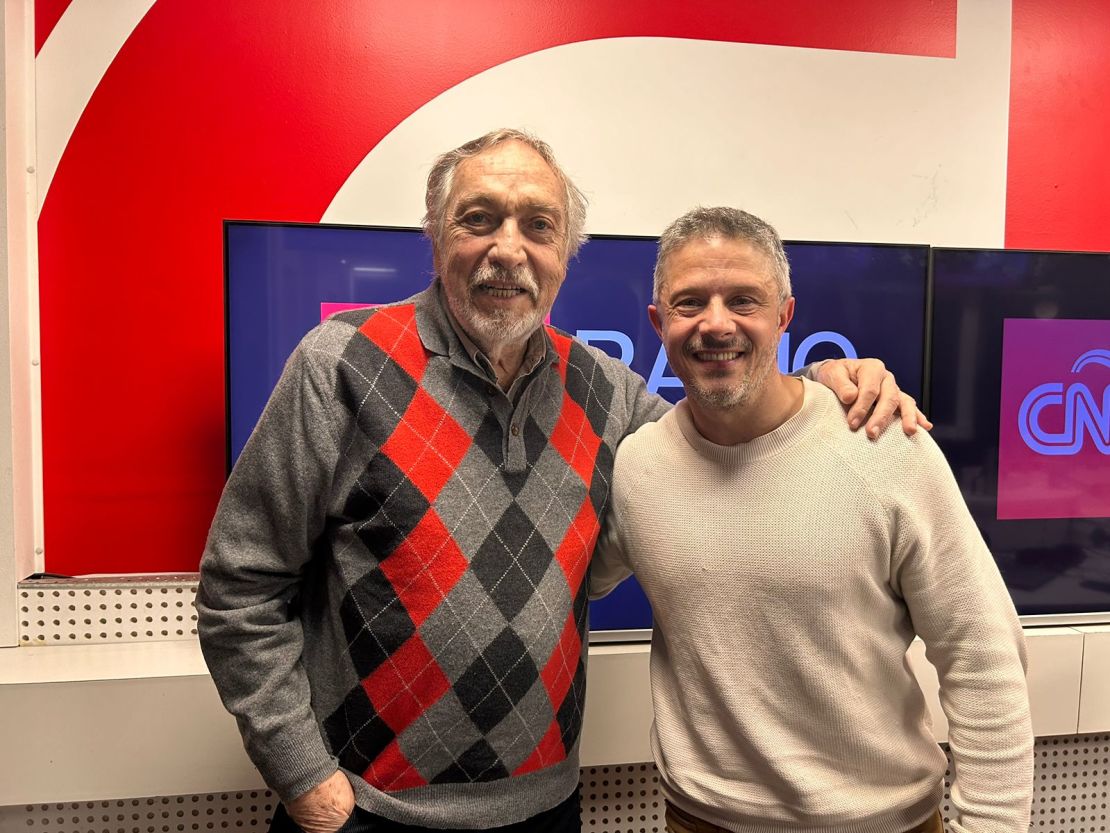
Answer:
[
  {"xmin": 226, "ymin": 222, "xmax": 929, "ymax": 635},
  {"xmin": 930, "ymin": 248, "xmax": 1110, "ymax": 616}
]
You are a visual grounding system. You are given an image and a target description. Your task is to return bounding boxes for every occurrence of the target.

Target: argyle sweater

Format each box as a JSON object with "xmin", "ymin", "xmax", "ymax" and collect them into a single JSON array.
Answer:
[{"xmin": 197, "ymin": 283, "xmax": 668, "ymax": 827}]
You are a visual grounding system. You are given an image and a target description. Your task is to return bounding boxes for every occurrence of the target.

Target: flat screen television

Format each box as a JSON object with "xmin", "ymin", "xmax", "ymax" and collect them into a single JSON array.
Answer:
[
  {"xmin": 929, "ymin": 248, "xmax": 1110, "ymax": 618},
  {"xmin": 225, "ymin": 222, "xmax": 930, "ymax": 637}
]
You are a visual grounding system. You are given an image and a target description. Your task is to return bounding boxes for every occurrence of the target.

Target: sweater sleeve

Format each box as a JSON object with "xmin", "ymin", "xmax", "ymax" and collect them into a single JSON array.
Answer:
[
  {"xmin": 589, "ymin": 444, "xmax": 636, "ymax": 600},
  {"xmin": 196, "ymin": 333, "xmax": 343, "ymax": 802},
  {"xmin": 888, "ymin": 434, "xmax": 1033, "ymax": 833}
]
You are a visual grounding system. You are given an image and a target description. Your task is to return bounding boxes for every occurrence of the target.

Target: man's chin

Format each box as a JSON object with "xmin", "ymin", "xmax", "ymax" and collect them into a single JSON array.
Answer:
[{"xmin": 464, "ymin": 310, "xmax": 544, "ymax": 350}]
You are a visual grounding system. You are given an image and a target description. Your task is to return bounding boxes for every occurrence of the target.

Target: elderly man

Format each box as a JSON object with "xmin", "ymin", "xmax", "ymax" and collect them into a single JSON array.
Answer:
[
  {"xmin": 198, "ymin": 132, "xmax": 922, "ymax": 833},
  {"xmin": 591, "ymin": 206, "xmax": 1032, "ymax": 833}
]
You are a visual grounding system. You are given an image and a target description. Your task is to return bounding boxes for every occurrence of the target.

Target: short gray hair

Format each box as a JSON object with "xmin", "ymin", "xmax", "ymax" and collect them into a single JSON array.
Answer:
[
  {"xmin": 422, "ymin": 128, "xmax": 589, "ymax": 260},
  {"xmin": 653, "ymin": 206, "xmax": 792, "ymax": 302}
]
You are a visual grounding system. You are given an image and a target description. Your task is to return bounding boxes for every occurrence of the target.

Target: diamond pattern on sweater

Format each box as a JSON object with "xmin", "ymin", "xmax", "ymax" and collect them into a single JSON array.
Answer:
[
  {"xmin": 485, "ymin": 678, "xmax": 555, "ymax": 774},
  {"xmin": 337, "ymin": 331, "xmax": 418, "ymax": 447},
  {"xmin": 340, "ymin": 566, "xmax": 416, "ymax": 678},
  {"xmin": 359, "ymin": 304, "xmax": 428, "ymax": 383},
  {"xmin": 395, "ymin": 689, "xmax": 482, "ymax": 782},
  {"xmin": 361, "ymin": 633, "xmax": 451, "ymax": 735},
  {"xmin": 471, "ymin": 503, "xmax": 556, "ymax": 621},
  {"xmin": 432, "ymin": 738, "xmax": 509, "ymax": 784},
  {"xmin": 344, "ymin": 454, "xmax": 430, "ymax": 560},
  {"xmin": 366, "ymin": 739, "xmax": 427, "ymax": 791},
  {"xmin": 381, "ymin": 510, "xmax": 467, "ymax": 626},
  {"xmin": 453, "ymin": 628, "xmax": 540, "ymax": 734},
  {"xmin": 553, "ymin": 498, "xmax": 598, "ymax": 594},
  {"xmin": 514, "ymin": 718, "xmax": 566, "ymax": 776},
  {"xmin": 418, "ymin": 571, "xmax": 508, "ymax": 682},
  {"xmin": 550, "ymin": 391, "xmax": 602, "ymax": 487},
  {"xmin": 324, "ymin": 685, "xmax": 394, "ymax": 777},
  {"xmin": 555, "ymin": 656, "xmax": 587, "ymax": 751},
  {"xmin": 564, "ymin": 340, "xmax": 617, "ymax": 436},
  {"xmin": 540, "ymin": 613, "xmax": 582, "ymax": 715},
  {"xmin": 382, "ymin": 386, "xmax": 472, "ymax": 502}
]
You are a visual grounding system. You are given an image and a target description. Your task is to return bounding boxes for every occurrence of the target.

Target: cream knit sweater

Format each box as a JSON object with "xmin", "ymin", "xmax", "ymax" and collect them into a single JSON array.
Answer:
[{"xmin": 590, "ymin": 378, "xmax": 1032, "ymax": 833}]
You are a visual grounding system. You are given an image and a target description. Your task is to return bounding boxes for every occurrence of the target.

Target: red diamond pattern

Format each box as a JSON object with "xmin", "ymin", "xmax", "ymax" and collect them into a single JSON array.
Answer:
[
  {"xmin": 364, "ymin": 738, "xmax": 428, "ymax": 792},
  {"xmin": 552, "ymin": 498, "xmax": 597, "ymax": 593},
  {"xmin": 362, "ymin": 633, "xmax": 451, "ymax": 734},
  {"xmin": 380, "ymin": 510, "xmax": 467, "ymax": 626},
  {"xmin": 540, "ymin": 614, "xmax": 581, "ymax": 716},
  {"xmin": 549, "ymin": 392, "xmax": 601, "ymax": 486},
  {"xmin": 359, "ymin": 305, "xmax": 428, "ymax": 381},
  {"xmin": 382, "ymin": 386, "xmax": 472, "ymax": 501},
  {"xmin": 513, "ymin": 719, "xmax": 566, "ymax": 776}
]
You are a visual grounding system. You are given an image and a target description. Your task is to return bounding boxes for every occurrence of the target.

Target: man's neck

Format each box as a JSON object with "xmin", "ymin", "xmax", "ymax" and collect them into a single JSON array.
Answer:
[
  {"xmin": 688, "ymin": 375, "xmax": 805, "ymax": 446},
  {"xmin": 484, "ymin": 340, "xmax": 529, "ymax": 389},
  {"xmin": 440, "ymin": 296, "xmax": 532, "ymax": 389}
]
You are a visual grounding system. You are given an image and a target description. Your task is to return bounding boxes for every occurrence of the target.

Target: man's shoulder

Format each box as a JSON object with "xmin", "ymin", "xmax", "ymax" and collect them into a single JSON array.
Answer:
[
  {"xmin": 306, "ymin": 297, "xmax": 423, "ymax": 359},
  {"xmin": 613, "ymin": 407, "xmax": 680, "ymax": 464},
  {"xmin": 544, "ymin": 324, "xmax": 641, "ymax": 385},
  {"xmin": 807, "ymin": 381, "xmax": 951, "ymax": 494}
]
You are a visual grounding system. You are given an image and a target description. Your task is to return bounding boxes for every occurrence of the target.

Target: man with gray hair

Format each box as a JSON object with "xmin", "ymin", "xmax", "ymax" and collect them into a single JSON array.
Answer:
[
  {"xmin": 591, "ymin": 206, "xmax": 1033, "ymax": 833},
  {"xmin": 198, "ymin": 134, "xmax": 924, "ymax": 833}
]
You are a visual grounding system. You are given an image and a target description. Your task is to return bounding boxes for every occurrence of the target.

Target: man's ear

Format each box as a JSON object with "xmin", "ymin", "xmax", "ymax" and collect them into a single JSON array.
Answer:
[
  {"xmin": 778, "ymin": 296, "xmax": 795, "ymax": 336},
  {"xmin": 648, "ymin": 304, "xmax": 664, "ymax": 340}
]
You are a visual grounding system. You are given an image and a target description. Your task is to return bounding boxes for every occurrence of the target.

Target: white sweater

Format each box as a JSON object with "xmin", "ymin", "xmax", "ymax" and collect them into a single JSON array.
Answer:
[{"xmin": 590, "ymin": 378, "xmax": 1032, "ymax": 833}]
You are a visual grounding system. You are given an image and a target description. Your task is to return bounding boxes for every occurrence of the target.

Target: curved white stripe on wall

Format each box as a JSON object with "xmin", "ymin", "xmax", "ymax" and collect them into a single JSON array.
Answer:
[
  {"xmin": 34, "ymin": 0, "xmax": 157, "ymax": 211},
  {"xmin": 323, "ymin": 1, "xmax": 1011, "ymax": 249}
]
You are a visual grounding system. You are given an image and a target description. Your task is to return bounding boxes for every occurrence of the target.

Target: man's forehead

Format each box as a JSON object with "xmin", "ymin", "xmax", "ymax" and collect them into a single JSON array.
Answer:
[{"xmin": 667, "ymin": 237, "xmax": 774, "ymax": 285}]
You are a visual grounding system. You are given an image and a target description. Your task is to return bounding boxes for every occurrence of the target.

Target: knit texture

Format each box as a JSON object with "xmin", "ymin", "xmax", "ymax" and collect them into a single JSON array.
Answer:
[
  {"xmin": 197, "ymin": 284, "xmax": 668, "ymax": 827},
  {"xmin": 591, "ymin": 378, "xmax": 1033, "ymax": 833}
]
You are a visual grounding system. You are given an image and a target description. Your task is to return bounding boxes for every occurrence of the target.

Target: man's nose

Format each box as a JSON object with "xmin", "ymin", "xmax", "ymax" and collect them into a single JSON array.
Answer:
[
  {"xmin": 699, "ymin": 299, "xmax": 735, "ymax": 338},
  {"xmin": 488, "ymin": 220, "xmax": 527, "ymax": 269}
]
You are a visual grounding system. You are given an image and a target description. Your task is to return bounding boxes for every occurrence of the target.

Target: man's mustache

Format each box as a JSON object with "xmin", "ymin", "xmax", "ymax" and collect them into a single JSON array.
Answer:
[{"xmin": 469, "ymin": 264, "xmax": 539, "ymax": 298}]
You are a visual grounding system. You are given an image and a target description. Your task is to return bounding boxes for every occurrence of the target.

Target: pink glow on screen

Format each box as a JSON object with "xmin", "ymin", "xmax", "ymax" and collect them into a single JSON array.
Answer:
[
  {"xmin": 997, "ymin": 318, "xmax": 1110, "ymax": 520},
  {"xmin": 321, "ymin": 302, "xmax": 377, "ymax": 320}
]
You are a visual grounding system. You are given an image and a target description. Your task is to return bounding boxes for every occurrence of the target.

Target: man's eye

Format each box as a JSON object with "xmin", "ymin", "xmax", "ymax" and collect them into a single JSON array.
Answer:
[
  {"xmin": 674, "ymin": 299, "xmax": 701, "ymax": 310},
  {"xmin": 462, "ymin": 212, "xmax": 491, "ymax": 227},
  {"xmin": 531, "ymin": 218, "xmax": 553, "ymax": 232}
]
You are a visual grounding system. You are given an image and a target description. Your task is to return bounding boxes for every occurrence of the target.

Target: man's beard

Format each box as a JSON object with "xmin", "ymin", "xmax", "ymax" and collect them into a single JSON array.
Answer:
[
  {"xmin": 683, "ymin": 335, "xmax": 778, "ymax": 411},
  {"xmin": 449, "ymin": 264, "xmax": 544, "ymax": 350}
]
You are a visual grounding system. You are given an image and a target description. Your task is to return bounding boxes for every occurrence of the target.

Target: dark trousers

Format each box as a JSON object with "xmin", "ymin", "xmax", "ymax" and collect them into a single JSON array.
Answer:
[{"xmin": 270, "ymin": 786, "xmax": 581, "ymax": 833}]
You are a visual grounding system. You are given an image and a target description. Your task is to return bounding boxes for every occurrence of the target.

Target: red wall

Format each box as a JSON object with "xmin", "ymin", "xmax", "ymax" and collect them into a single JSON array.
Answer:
[{"xmin": 32, "ymin": 0, "xmax": 1110, "ymax": 575}]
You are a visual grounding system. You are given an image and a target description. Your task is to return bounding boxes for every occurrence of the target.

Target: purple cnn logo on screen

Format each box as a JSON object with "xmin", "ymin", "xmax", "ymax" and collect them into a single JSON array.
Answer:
[{"xmin": 997, "ymin": 318, "xmax": 1110, "ymax": 520}]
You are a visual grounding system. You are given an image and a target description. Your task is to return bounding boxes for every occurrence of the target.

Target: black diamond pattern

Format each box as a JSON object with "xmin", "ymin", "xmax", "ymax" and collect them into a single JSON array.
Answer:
[
  {"xmin": 343, "ymin": 454, "xmax": 430, "ymax": 558},
  {"xmin": 473, "ymin": 410, "xmax": 504, "ymax": 467},
  {"xmin": 431, "ymin": 739, "xmax": 510, "ymax": 784},
  {"xmin": 337, "ymin": 333, "xmax": 419, "ymax": 446},
  {"xmin": 588, "ymin": 440, "xmax": 614, "ymax": 517},
  {"xmin": 555, "ymin": 659, "xmax": 587, "ymax": 751},
  {"xmin": 565, "ymin": 341, "xmax": 616, "ymax": 436},
  {"xmin": 453, "ymin": 628, "xmax": 539, "ymax": 735},
  {"xmin": 340, "ymin": 567, "xmax": 416, "ymax": 678},
  {"xmin": 324, "ymin": 685, "xmax": 395, "ymax": 775},
  {"xmin": 471, "ymin": 504, "xmax": 555, "ymax": 621}
]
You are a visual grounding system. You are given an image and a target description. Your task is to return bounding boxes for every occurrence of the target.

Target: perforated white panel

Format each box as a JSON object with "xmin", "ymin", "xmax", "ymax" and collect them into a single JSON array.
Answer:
[
  {"xmin": 4, "ymin": 735, "xmax": 1106, "ymax": 832},
  {"xmin": 0, "ymin": 791, "xmax": 276, "ymax": 832},
  {"xmin": 17, "ymin": 575, "xmax": 199, "ymax": 645}
]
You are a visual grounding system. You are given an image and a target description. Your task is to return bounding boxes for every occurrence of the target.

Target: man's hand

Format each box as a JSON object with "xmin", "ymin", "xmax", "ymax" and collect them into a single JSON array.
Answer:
[
  {"xmin": 287, "ymin": 771, "xmax": 356, "ymax": 833},
  {"xmin": 816, "ymin": 358, "xmax": 932, "ymax": 439}
]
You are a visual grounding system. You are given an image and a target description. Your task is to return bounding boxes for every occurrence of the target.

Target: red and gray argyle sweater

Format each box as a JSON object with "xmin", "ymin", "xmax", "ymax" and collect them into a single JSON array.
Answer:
[{"xmin": 198, "ymin": 284, "xmax": 667, "ymax": 826}]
